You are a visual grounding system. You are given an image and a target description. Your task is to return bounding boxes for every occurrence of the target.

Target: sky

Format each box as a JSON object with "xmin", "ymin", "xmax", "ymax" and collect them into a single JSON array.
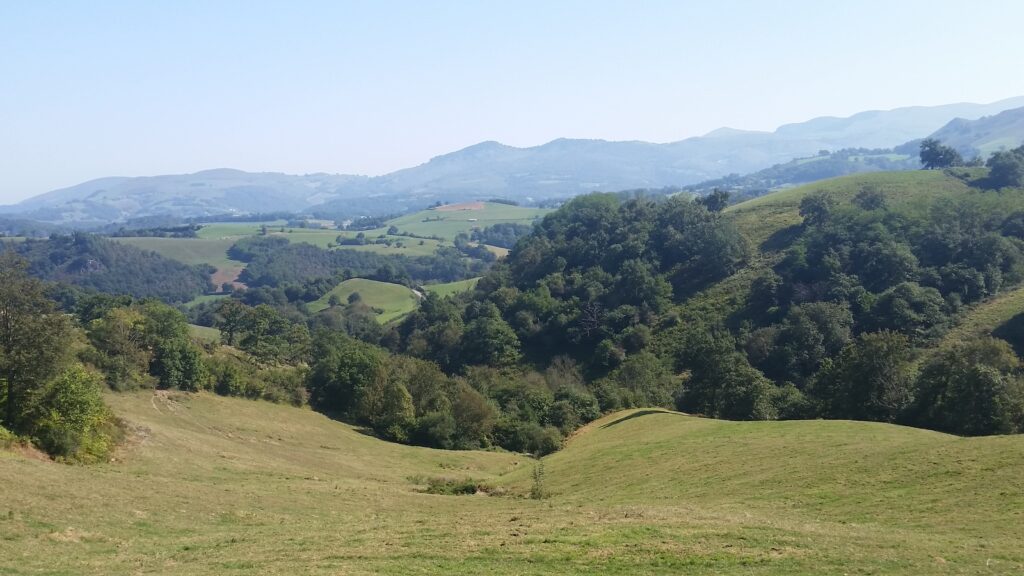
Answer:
[{"xmin": 2, "ymin": 1, "xmax": 1023, "ymax": 203}]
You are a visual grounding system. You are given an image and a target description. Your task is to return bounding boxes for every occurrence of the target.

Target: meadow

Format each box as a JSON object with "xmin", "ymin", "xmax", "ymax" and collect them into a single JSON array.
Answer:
[
  {"xmin": 423, "ymin": 277, "xmax": 480, "ymax": 298},
  {"xmin": 1, "ymin": 393, "xmax": 1020, "ymax": 575},
  {"xmin": 307, "ymin": 278, "xmax": 420, "ymax": 321}
]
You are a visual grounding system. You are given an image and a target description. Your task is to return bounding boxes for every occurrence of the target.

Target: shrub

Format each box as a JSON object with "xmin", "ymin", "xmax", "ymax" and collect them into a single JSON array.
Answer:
[{"xmin": 31, "ymin": 366, "xmax": 118, "ymax": 463}]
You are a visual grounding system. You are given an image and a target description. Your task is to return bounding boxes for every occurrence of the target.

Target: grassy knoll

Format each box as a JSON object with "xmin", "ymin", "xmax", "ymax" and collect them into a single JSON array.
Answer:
[
  {"xmin": 423, "ymin": 277, "xmax": 480, "ymax": 298},
  {"xmin": 385, "ymin": 202, "xmax": 550, "ymax": 241},
  {"xmin": 724, "ymin": 170, "xmax": 977, "ymax": 248},
  {"xmin": 308, "ymin": 278, "xmax": 419, "ymax": 321},
  {"xmin": 2, "ymin": 396, "xmax": 1021, "ymax": 575}
]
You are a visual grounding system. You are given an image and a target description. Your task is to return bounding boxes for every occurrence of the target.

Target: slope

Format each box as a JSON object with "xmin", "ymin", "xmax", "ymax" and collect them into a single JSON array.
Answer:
[
  {"xmin": 307, "ymin": 278, "xmax": 420, "ymax": 321},
  {"xmin": 2, "ymin": 394, "xmax": 1022, "ymax": 574},
  {"xmin": 931, "ymin": 106, "xmax": 1024, "ymax": 157}
]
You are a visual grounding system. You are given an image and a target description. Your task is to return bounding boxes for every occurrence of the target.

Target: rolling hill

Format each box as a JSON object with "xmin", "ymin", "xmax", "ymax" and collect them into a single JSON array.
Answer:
[
  {"xmin": 930, "ymin": 106, "xmax": 1024, "ymax": 157},
  {"xmin": 308, "ymin": 278, "xmax": 420, "ymax": 321},
  {"xmin": 6, "ymin": 98, "xmax": 1024, "ymax": 225},
  {"xmin": 1, "ymin": 392, "xmax": 1020, "ymax": 574}
]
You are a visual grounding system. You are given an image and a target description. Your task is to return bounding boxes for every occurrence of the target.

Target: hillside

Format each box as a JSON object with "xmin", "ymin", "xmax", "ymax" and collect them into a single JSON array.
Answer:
[
  {"xmin": 931, "ymin": 106, "xmax": 1024, "ymax": 158},
  {"xmin": 308, "ymin": 278, "xmax": 420, "ymax": 321},
  {"xmin": 2, "ymin": 392, "xmax": 1021, "ymax": 574},
  {"xmin": 6, "ymin": 98, "xmax": 1024, "ymax": 225}
]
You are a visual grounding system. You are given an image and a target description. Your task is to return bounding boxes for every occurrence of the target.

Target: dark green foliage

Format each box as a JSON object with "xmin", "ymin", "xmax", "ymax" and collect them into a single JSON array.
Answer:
[
  {"xmin": 470, "ymin": 222, "xmax": 535, "ymax": 248},
  {"xmin": 697, "ymin": 188, "xmax": 730, "ymax": 212},
  {"xmin": 30, "ymin": 366, "xmax": 118, "ymax": 462},
  {"xmin": 7, "ymin": 233, "xmax": 212, "ymax": 302},
  {"xmin": 986, "ymin": 146, "xmax": 1024, "ymax": 189},
  {"xmin": 307, "ymin": 331, "xmax": 388, "ymax": 416},
  {"xmin": 593, "ymin": 352, "xmax": 676, "ymax": 411},
  {"xmin": 151, "ymin": 337, "xmax": 205, "ymax": 391},
  {"xmin": 0, "ymin": 255, "xmax": 117, "ymax": 461},
  {"xmin": 919, "ymin": 138, "xmax": 963, "ymax": 169},
  {"xmin": 237, "ymin": 237, "xmax": 487, "ymax": 288},
  {"xmin": 419, "ymin": 477, "xmax": 491, "ymax": 495},
  {"xmin": 397, "ymin": 193, "xmax": 746, "ymax": 380},
  {"xmin": 0, "ymin": 254, "xmax": 75, "ymax": 432},
  {"xmin": 203, "ymin": 355, "xmax": 306, "ymax": 405},
  {"xmin": 812, "ymin": 331, "xmax": 917, "ymax": 422},
  {"xmin": 798, "ymin": 192, "xmax": 835, "ymax": 226},
  {"xmin": 911, "ymin": 338, "xmax": 1024, "ymax": 435}
]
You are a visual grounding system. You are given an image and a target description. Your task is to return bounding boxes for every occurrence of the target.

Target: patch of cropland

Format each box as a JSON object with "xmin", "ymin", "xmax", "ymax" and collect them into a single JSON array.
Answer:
[{"xmin": 1, "ymin": 394, "xmax": 1021, "ymax": 575}]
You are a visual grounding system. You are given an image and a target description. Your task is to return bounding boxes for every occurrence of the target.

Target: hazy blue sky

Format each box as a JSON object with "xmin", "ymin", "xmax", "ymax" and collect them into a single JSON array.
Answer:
[{"xmin": 2, "ymin": 0, "xmax": 1023, "ymax": 202}]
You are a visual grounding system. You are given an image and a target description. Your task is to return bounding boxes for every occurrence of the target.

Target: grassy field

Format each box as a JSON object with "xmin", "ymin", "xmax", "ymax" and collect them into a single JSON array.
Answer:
[
  {"xmin": 308, "ymin": 278, "xmax": 420, "ymax": 321},
  {"xmin": 724, "ymin": 170, "xmax": 978, "ymax": 248},
  {"xmin": 195, "ymin": 221, "xmax": 290, "ymax": 240},
  {"xmin": 934, "ymin": 284, "xmax": 1024, "ymax": 349},
  {"xmin": 113, "ymin": 237, "xmax": 247, "ymax": 288},
  {"xmin": 423, "ymin": 277, "xmax": 480, "ymax": 298},
  {"xmin": 384, "ymin": 202, "xmax": 550, "ymax": 241},
  {"xmin": 1, "ymin": 395, "xmax": 1021, "ymax": 575},
  {"xmin": 188, "ymin": 324, "xmax": 222, "ymax": 343}
]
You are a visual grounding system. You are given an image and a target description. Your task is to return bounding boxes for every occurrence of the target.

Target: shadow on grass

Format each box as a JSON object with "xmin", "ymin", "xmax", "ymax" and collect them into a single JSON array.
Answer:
[
  {"xmin": 759, "ymin": 223, "xmax": 803, "ymax": 252},
  {"xmin": 599, "ymin": 409, "xmax": 685, "ymax": 429}
]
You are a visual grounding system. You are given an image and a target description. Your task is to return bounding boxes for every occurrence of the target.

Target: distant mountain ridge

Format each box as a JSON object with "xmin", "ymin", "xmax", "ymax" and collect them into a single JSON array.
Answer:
[
  {"xmin": 5, "ymin": 97, "xmax": 1024, "ymax": 225},
  {"xmin": 930, "ymin": 106, "xmax": 1024, "ymax": 157}
]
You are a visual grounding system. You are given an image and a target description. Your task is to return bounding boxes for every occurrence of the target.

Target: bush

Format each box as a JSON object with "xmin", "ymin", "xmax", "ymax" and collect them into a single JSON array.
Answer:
[
  {"xmin": 31, "ymin": 366, "xmax": 118, "ymax": 463},
  {"xmin": 417, "ymin": 476, "xmax": 493, "ymax": 496}
]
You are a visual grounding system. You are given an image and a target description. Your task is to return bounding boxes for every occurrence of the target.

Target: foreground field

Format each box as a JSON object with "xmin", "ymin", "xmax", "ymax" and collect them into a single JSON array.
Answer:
[{"xmin": 1, "ymin": 393, "xmax": 1021, "ymax": 575}]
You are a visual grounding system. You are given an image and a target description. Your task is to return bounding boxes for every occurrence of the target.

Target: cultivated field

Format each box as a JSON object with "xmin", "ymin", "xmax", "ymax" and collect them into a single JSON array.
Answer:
[{"xmin": 1, "ymin": 394, "xmax": 1020, "ymax": 575}]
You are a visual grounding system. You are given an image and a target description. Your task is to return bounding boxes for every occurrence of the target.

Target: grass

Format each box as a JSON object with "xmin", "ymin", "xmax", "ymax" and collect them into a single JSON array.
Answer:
[
  {"xmin": 184, "ymin": 293, "xmax": 229, "ymax": 309},
  {"xmin": 113, "ymin": 237, "xmax": 246, "ymax": 288},
  {"xmin": 188, "ymin": 324, "xmax": 221, "ymax": 343},
  {"xmin": 725, "ymin": 170, "xmax": 977, "ymax": 249},
  {"xmin": 384, "ymin": 202, "xmax": 550, "ymax": 241},
  {"xmin": 2, "ymin": 396, "xmax": 1021, "ymax": 574},
  {"xmin": 423, "ymin": 277, "xmax": 480, "ymax": 298},
  {"xmin": 934, "ymin": 284, "xmax": 1024, "ymax": 349},
  {"xmin": 308, "ymin": 278, "xmax": 420, "ymax": 321},
  {"xmin": 195, "ymin": 221, "xmax": 289, "ymax": 240}
]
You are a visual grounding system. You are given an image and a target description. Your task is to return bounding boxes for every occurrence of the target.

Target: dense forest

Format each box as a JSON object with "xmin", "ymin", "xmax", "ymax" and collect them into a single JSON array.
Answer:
[{"xmin": 6, "ymin": 233, "xmax": 213, "ymax": 302}]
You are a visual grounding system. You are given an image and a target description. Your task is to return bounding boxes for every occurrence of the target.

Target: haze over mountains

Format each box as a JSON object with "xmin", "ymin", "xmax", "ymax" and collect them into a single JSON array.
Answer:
[{"xmin": 5, "ymin": 97, "xmax": 1024, "ymax": 225}]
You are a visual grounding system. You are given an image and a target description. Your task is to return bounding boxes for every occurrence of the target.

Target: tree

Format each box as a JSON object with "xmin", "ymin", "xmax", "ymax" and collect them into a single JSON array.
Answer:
[
  {"xmin": 85, "ymin": 306, "xmax": 149, "ymax": 390},
  {"xmin": 460, "ymin": 315, "xmax": 521, "ymax": 367},
  {"xmin": 0, "ymin": 254, "xmax": 73, "ymax": 431},
  {"xmin": 31, "ymin": 365, "xmax": 116, "ymax": 462},
  {"xmin": 919, "ymin": 138, "xmax": 963, "ymax": 169},
  {"xmin": 215, "ymin": 299, "xmax": 251, "ymax": 346},
  {"xmin": 812, "ymin": 331, "xmax": 916, "ymax": 422},
  {"xmin": 911, "ymin": 338, "xmax": 1024, "ymax": 435},
  {"xmin": 986, "ymin": 147, "xmax": 1024, "ymax": 189},
  {"xmin": 307, "ymin": 331, "xmax": 388, "ymax": 415},
  {"xmin": 853, "ymin": 185, "xmax": 887, "ymax": 211},
  {"xmin": 799, "ymin": 192, "xmax": 836, "ymax": 227},
  {"xmin": 151, "ymin": 337, "xmax": 205, "ymax": 391},
  {"xmin": 697, "ymin": 188, "xmax": 730, "ymax": 212}
]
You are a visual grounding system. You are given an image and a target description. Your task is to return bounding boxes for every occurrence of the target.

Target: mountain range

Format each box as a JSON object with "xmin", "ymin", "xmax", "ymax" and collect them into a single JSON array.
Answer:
[{"xmin": 4, "ymin": 97, "xmax": 1024, "ymax": 226}]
